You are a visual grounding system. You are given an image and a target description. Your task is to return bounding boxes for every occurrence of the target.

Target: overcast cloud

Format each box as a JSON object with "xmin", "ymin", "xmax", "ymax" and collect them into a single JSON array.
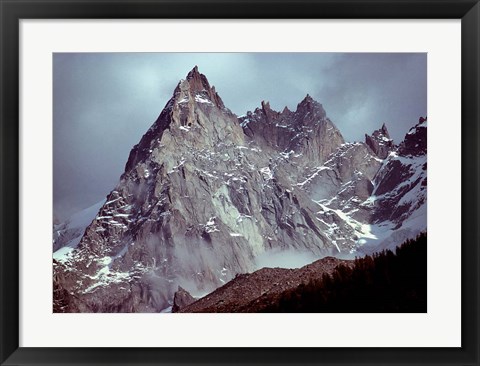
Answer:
[{"xmin": 53, "ymin": 53, "xmax": 426, "ymax": 219}]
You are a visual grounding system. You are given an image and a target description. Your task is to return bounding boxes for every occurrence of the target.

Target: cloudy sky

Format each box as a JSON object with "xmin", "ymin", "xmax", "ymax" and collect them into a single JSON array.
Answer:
[{"xmin": 53, "ymin": 53, "xmax": 427, "ymax": 219}]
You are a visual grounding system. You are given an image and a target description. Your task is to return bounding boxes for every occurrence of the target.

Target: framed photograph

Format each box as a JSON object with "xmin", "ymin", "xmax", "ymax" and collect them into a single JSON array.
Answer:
[{"xmin": 1, "ymin": 0, "xmax": 479, "ymax": 365}]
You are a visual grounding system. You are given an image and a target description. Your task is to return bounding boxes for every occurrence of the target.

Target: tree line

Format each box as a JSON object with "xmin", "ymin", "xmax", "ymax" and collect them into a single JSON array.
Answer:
[{"xmin": 263, "ymin": 233, "xmax": 427, "ymax": 313}]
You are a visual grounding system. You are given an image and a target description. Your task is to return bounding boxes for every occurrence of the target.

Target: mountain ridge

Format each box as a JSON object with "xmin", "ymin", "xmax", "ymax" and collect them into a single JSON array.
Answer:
[{"xmin": 53, "ymin": 67, "xmax": 427, "ymax": 313}]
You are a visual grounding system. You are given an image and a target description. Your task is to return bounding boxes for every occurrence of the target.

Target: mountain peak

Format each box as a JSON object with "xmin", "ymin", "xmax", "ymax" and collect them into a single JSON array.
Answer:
[
  {"xmin": 173, "ymin": 66, "xmax": 225, "ymax": 109},
  {"xmin": 187, "ymin": 65, "xmax": 200, "ymax": 77},
  {"xmin": 399, "ymin": 116, "xmax": 427, "ymax": 156},
  {"xmin": 185, "ymin": 65, "xmax": 211, "ymax": 93},
  {"xmin": 261, "ymin": 100, "xmax": 272, "ymax": 110},
  {"xmin": 368, "ymin": 123, "xmax": 391, "ymax": 139},
  {"xmin": 54, "ymin": 66, "xmax": 427, "ymax": 313},
  {"xmin": 299, "ymin": 94, "xmax": 313, "ymax": 104},
  {"xmin": 365, "ymin": 123, "xmax": 394, "ymax": 159},
  {"xmin": 380, "ymin": 123, "xmax": 390, "ymax": 138},
  {"xmin": 296, "ymin": 94, "xmax": 326, "ymax": 118}
]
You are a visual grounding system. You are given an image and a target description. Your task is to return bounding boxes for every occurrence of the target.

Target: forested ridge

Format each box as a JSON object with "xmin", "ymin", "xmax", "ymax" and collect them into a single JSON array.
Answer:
[{"xmin": 262, "ymin": 233, "xmax": 427, "ymax": 313}]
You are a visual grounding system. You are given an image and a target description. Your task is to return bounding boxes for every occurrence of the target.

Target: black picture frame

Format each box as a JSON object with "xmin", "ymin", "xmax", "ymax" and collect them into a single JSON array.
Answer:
[{"xmin": 1, "ymin": 0, "xmax": 478, "ymax": 365}]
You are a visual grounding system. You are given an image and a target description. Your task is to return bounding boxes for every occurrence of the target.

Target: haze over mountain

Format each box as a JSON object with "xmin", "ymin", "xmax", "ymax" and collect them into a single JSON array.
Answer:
[{"xmin": 53, "ymin": 67, "xmax": 427, "ymax": 313}]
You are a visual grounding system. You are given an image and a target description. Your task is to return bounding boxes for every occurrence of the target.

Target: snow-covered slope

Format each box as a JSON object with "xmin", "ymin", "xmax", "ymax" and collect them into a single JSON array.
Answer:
[
  {"xmin": 53, "ymin": 199, "xmax": 105, "ymax": 255},
  {"xmin": 300, "ymin": 118, "xmax": 427, "ymax": 255}
]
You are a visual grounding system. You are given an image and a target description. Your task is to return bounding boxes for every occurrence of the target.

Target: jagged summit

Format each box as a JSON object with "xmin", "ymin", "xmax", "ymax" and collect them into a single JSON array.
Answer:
[
  {"xmin": 174, "ymin": 66, "xmax": 225, "ymax": 109},
  {"xmin": 296, "ymin": 94, "xmax": 326, "ymax": 118},
  {"xmin": 298, "ymin": 94, "xmax": 314, "ymax": 106},
  {"xmin": 184, "ymin": 65, "xmax": 209, "ymax": 92},
  {"xmin": 399, "ymin": 116, "xmax": 427, "ymax": 156},
  {"xmin": 365, "ymin": 123, "xmax": 394, "ymax": 159},
  {"xmin": 260, "ymin": 100, "xmax": 271, "ymax": 109},
  {"xmin": 124, "ymin": 67, "xmax": 235, "ymax": 173},
  {"xmin": 186, "ymin": 65, "xmax": 200, "ymax": 78},
  {"xmin": 53, "ymin": 67, "xmax": 427, "ymax": 313},
  {"xmin": 380, "ymin": 123, "xmax": 389, "ymax": 136},
  {"xmin": 253, "ymin": 94, "xmax": 326, "ymax": 118},
  {"xmin": 241, "ymin": 93, "xmax": 343, "ymax": 165}
]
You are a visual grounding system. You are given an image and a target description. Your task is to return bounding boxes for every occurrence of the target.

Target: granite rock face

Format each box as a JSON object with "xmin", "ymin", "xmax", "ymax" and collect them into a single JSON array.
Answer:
[
  {"xmin": 368, "ymin": 117, "xmax": 427, "ymax": 230},
  {"xmin": 240, "ymin": 95, "xmax": 345, "ymax": 167},
  {"xmin": 172, "ymin": 286, "xmax": 195, "ymax": 312},
  {"xmin": 53, "ymin": 67, "xmax": 427, "ymax": 312}
]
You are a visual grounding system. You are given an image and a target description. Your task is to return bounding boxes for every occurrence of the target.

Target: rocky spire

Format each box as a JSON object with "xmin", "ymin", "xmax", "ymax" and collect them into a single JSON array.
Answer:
[
  {"xmin": 172, "ymin": 286, "xmax": 195, "ymax": 312},
  {"xmin": 365, "ymin": 123, "xmax": 395, "ymax": 159},
  {"xmin": 185, "ymin": 65, "xmax": 210, "ymax": 93},
  {"xmin": 261, "ymin": 100, "xmax": 271, "ymax": 110},
  {"xmin": 123, "ymin": 66, "xmax": 232, "ymax": 174},
  {"xmin": 380, "ymin": 123, "xmax": 390, "ymax": 138},
  {"xmin": 53, "ymin": 67, "xmax": 427, "ymax": 314},
  {"xmin": 295, "ymin": 94, "xmax": 326, "ymax": 118},
  {"xmin": 178, "ymin": 65, "xmax": 225, "ymax": 108}
]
